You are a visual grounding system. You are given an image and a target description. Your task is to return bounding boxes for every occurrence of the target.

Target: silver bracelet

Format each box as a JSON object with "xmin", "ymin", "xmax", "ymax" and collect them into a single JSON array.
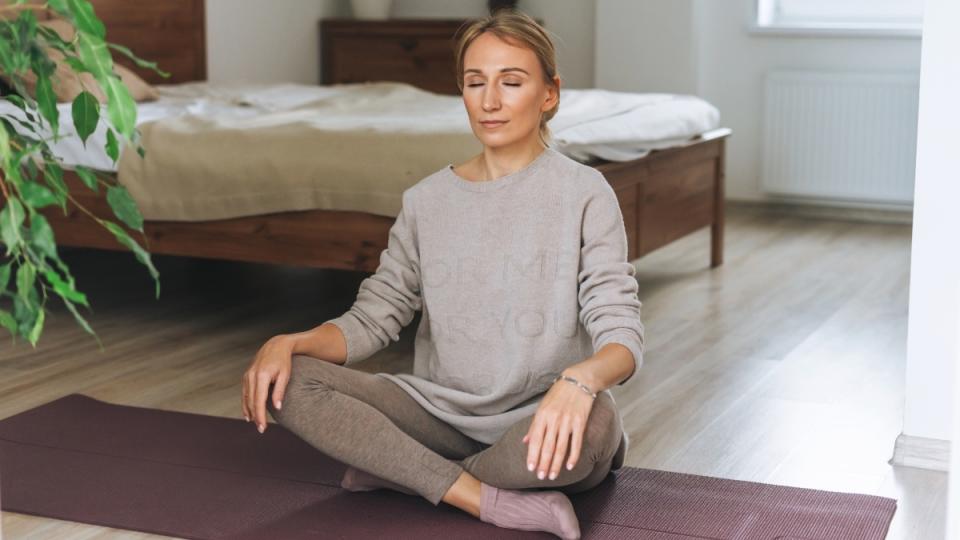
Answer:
[{"xmin": 552, "ymin": 374, "xmax": 597, "ymax": 399}]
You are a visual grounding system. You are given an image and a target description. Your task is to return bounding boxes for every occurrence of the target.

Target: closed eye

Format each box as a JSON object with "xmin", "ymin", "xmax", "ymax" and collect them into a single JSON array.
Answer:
[{"xmin": 466, "ymin": 83, "xmax": 522, "ymax": 87}]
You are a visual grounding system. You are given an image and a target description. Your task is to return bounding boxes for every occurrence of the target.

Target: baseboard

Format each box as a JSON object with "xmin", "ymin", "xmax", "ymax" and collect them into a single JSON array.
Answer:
[
  {"xmin": 890, "ymin": 433, "xmax": 951, "ymax": 472},
  {"xmin": 727, "ymin": 198, "xmax": 913, "ymax": 225}
]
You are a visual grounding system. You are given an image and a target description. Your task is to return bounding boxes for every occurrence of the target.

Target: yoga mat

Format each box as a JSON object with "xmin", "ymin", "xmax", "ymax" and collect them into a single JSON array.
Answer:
[{"xmin": 0, "ymin": 394, "xmax": 897, "ymax": 539}]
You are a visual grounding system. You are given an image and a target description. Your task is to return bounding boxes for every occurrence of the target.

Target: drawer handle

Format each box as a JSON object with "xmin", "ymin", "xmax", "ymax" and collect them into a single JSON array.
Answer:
[{"xmin": 398, "ymin": 38, "xmax": 419, "ymax": 51}]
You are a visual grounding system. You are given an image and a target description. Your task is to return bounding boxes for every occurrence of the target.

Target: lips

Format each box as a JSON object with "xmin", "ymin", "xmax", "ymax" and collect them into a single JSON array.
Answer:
[{"xmin": 480, "ymin": 120, "xmax": 507, "ymax": 127}]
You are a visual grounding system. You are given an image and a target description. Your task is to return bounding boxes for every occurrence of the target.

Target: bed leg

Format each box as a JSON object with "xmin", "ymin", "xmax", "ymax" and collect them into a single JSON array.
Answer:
[
  {"xmin": 710, "ymin": 141, "xmax": 726, "ymax": 268},
  {"xmin": 711, "ymin": 219, "xmax": 724, "ymax": 267}
]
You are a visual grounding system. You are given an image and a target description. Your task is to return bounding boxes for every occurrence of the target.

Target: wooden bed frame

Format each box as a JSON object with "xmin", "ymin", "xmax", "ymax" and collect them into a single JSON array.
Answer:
[{"xmin": 39, "ymin": 0, "xmax": 731, "ymax": 273}]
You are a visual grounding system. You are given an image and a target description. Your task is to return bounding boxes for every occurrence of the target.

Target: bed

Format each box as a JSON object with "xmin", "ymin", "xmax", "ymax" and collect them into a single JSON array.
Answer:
[{"xmin": 21, "ymin": 0, "xmax": 731, "ymax": 273}]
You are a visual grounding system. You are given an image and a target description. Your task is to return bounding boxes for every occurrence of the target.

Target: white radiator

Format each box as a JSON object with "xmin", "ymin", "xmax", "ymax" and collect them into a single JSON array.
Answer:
[{"xmin": 761, "ymin": 70, "xmax": 920, "ymax": 205}]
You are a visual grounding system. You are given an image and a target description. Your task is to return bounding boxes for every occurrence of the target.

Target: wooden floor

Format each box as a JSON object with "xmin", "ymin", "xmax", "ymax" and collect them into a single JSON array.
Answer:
[{"xmin": 0, "ymin": 204, "xmax": 945, "ymax": 539}]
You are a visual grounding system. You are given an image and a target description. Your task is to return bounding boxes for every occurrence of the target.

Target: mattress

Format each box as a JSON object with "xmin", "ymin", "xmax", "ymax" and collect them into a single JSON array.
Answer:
[{"xmin": 0, "ymin": 81, "xmax": 720, "ymax": 221}]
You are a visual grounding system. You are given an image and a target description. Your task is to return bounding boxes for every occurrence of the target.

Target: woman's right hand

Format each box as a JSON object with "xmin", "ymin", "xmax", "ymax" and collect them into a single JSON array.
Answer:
[{"xmin": 242, "ymin": 334, "xmax": 296, "ymax": 434}]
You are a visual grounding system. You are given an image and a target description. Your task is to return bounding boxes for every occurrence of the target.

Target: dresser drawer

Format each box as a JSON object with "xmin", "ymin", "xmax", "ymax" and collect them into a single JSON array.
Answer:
[
  {"xmin": 320, "ymin": 18, "xmax": 469, "ymax": 95},
  {"xmin": 328, "ymin": 35, "xmax": 458, "ymax": 93}
]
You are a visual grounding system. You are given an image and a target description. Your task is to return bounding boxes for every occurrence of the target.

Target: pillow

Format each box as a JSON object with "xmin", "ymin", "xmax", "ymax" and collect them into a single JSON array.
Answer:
[{"xmin": 0, "ymin": 18, "xmax": 159, "ymax": 103}]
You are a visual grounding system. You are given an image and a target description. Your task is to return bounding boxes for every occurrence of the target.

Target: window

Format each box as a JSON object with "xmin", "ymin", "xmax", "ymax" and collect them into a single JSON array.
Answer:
[{"xmin": 754, "ymin": 0, "xmax": 923, "ymax": 37}]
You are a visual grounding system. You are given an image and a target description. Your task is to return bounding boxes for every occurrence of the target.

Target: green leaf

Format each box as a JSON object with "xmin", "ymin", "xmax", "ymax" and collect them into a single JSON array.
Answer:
[
  {"xmin": 11, "ymin": 140, "xmax": 42, "ymax": 166},
  {"xmin": 43, "ymin": 267, "xmax": 87, "ymax": 305},
  {"xmin": 66, "ymin": 0, "xmax": 105, "ymax": 40},
  {"xmin": 3, "ymin": 115, "xmax": 43, "ymax": 140},
  {"xmin": 74, "ymin": 166, "xmax": 98, "ymax": 192},
  {"xmin": 25, "ymin": 156, "xmax": 39, "ymax": 180},
  {"xmin": 107, "ymin": 43, "xmax": 170, "ymax": 78},
  {"xmin": 104, "ymin": 126, "xmax": 118, "ymax": 162},
  {"xmin": 61, "ymin": 295, "xmax": 101, "ymax": 348},
  {"xmin": 34, "ymin": 74, "xmax": 59, "ymax": 136},
  {"xmin": 106, "ymin": 184, "xmax": 142, "ymax": 231},
  {"xmin": 29, "ymin": 213, "xmax": 58, "ymax": 258},
  {"xmin": 4, "ymin": 94, "xmax": 27, "ymax": 109},
  {"xmin": 27, "ymin": 42, "xmax": 56, "ymax": 77},
  {"xmin": 103, "ymin": 221, "xmax": 159, "ymax": 298},
  {"xmin": 75, "ymin": 29, "xmax": 111, "ymax": 79},
  {"xmin": 20, "ymin": 181, "xmax": 58, "ymax": 209},
  {"xmin": 101, "ymin": 75, "xmax": 136, "ymax": 139},
  {"xmin": 0, "ymin": 309, "xmax": 16, "ymax": 337},
  {"xmin": 12, "ymin": 293, "xmax": 29, "ymax": 323},
  {"xmin": 27, "ymin": 305, "xmax": 44, "ymax": 345},
  {"xmin": 71, "ymin": 90, "xmax": 99, "ymax": 145},
  {"xmin": 15, "ymin": 262, "xmax": 35, "ymax": 301},
  {"xmin": 1, "ymin": 198, "xmax": 25, "ymax": 255},
  {"xmin": 0, "ymin": 35, "xmax": 15, "ymax": 77},
  {"xmin": 0, "ymin": 120, "xmax": 10, "ymax": 162},
  {"xmin": 63, "ymin": 55, "xmax": 87, "ymax": 73},
  {"xmin": 0, "ymin": 261, "xmax": 10, "ymax": 292},
  {"xmin": 14, "ymin": 8, "xmax": 38, "ymax": 45},
  {"xmin": 52, "ymin": 256, "xmax": 79, "ymax": 292},
  {"xmin": 47, "ymin": 0, "xmax": 69, "ymax": 15},
  {"xmin": 36, "ymin": 25, "xmax": 71, "ymax": 48},
  {"xmin": 41, "ymin": 162, "xmax": 69, "ymax": 210}
]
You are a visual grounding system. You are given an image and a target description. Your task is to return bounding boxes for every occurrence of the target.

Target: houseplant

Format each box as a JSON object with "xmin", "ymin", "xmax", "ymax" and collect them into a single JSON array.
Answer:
[{"xmin": 0, "ymin": 0, "xmax": 166, "ymax": 347}]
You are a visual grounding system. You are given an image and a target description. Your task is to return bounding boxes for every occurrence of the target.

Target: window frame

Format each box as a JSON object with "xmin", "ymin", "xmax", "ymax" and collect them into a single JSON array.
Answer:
[{"xmin": 750, "ymin": 0, "xmax": 922, "ymax": 39}]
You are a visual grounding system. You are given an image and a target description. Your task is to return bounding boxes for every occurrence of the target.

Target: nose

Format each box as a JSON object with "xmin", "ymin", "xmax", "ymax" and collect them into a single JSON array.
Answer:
[{"xmin": 482, "ymin": 85, "xmax": 500, "ymax": 111}]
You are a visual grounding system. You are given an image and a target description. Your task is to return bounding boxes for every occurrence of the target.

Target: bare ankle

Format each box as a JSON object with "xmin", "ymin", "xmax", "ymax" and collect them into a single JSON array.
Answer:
[{"xmin": 441, "ymin": 470, "xmax": 482, "ymax": 517}]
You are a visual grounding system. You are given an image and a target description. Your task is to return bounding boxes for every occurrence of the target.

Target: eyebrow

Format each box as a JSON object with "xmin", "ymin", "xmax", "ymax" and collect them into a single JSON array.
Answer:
[{"xmin": 464, "ymin": 67, "xmax": 530, "ymax": 75}]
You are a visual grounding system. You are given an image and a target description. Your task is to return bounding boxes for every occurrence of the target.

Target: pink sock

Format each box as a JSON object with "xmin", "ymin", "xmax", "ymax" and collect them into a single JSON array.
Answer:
[
  {"xmin": 339, "ymin": 466, "xmax": 417, "ymax": 496},
  {"xmin": 479, "ymin": 481, "xmax": 581, "ymax": 539}
]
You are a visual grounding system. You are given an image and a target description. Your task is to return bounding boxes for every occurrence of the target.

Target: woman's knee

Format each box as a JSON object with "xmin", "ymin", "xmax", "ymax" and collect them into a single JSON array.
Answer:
[
  {"xmin": 266, "ymin": 354, "xmax": 338, "ymax": 423},
  {"xmin": 580, "ymin": 393, "xmax": 622, "ymax": 463}
]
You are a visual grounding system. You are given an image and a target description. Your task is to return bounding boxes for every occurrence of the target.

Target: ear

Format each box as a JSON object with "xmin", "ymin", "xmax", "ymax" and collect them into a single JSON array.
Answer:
[{"xmin": 543, "ymin": 76, "xmax": 561, "ymax": 112}]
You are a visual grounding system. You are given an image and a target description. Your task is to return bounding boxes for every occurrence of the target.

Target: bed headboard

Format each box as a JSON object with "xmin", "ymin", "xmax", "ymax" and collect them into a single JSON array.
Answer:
[{"xmin": 90, "ymin": 0, "xmax": 206, "ymax": 85}]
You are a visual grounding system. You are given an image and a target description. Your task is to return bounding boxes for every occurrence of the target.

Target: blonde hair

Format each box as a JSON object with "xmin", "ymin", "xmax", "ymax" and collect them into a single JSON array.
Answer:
[{"xmin": 454, "ymin": 10, "xmax": 560, "ymax": 147}]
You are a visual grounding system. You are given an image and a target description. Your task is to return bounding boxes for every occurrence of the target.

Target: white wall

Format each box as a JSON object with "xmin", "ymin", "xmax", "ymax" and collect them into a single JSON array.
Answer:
[
  {"xmin": 950, "ymin": 286, "xmax": 960, "ymax": 537},
  {"xmin": 596, "ymin": 0, "xmax": 698, "ymax": 95},
  {"xmin": 206, "ymin": 0, "xmax": 348, "ymax": 85},
  {"xmin": 911, "ymin": 0, "xmax": 960, "ymax": 532},
  {"xmin": 596, "ymin": 0, "xmax": 923, "ymax": 203},
  {"xmin": 205, "ymin": 0, "xmax": 595, "ymax": 90}
]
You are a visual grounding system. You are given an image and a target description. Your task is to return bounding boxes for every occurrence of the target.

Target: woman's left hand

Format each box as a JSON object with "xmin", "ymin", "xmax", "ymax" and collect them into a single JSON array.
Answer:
[{"xmin": 522, "ymin": 375, "xmax": 595, "ymax": 481}]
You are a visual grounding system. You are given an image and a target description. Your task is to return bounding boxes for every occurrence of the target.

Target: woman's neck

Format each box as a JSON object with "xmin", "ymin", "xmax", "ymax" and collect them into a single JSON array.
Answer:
[{"xmin": 463, "ymin": 143, "xmax": 547, "ymax": 182}]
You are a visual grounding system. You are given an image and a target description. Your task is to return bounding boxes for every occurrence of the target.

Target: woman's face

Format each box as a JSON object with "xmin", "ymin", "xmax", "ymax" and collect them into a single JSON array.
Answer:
[{"xmin": 461, "ymin": 32, "xmax": 559, "ymax": 150}]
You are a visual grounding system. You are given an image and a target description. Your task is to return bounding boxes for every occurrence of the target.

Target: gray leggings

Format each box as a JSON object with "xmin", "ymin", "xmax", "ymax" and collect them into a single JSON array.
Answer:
[{"xmin": 266, "ymin": 355, "xmax": 626, "ymax": 506}]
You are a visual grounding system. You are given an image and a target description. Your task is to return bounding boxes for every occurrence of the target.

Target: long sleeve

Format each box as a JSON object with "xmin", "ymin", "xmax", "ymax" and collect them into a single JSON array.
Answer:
[
  {"xmin": 577, "ymin": 171, "xmax": 645, "ymax": 385},
  {"xmin": 324, "ymin": 189, "xmax": 423, "ymax": 366}
]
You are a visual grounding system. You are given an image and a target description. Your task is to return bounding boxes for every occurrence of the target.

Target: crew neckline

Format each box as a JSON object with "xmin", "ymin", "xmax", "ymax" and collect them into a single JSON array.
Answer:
[{"xmin": 445, "ymin": 147, "xmax": 555, "ymax": 192}]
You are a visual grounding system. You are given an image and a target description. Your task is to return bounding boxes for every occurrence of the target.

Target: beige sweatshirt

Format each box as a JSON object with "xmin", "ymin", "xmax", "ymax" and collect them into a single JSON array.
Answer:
[{"xmin": 323, "ymin": 147, "xmax": 644, "ymax": 445}]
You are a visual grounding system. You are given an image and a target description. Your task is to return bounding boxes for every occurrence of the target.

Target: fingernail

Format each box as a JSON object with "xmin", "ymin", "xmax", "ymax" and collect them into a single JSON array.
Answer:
[
  {"xmin": 528, "ymin": 462, "xmax": 534, "ymax": 471},
  {"xmin": 538, "ymin": 470, "xmax": 545, "ymax": 480},
  {"xmin": 276, "ymin": 401, "xmax": 282, "ymax": 410},
  {"xmin": 567, "ymin": 462, "xmax": 573, "ymax": 470},
  {"xmin": 258, "ymin": 424, "xmax": 264, "ymax": 433},
  {"xmin": 244, "ymin": 416, "xmax": 249, "ymax": 422},
  {"xmin": 549, "ymin": 472, "xmax": 557, "ymax": 480}
]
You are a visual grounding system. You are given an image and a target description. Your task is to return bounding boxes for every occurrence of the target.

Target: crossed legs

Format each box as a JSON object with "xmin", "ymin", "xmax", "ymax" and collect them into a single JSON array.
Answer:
[{"xmin": 266, "ymin": 354, "xmax": 623, "ymax": 509}]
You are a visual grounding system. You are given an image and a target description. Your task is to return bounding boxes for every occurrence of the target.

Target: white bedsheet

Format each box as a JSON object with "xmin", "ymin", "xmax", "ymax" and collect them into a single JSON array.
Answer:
[{"xmin": 0, "ymin": 81, "xmax": 719, "ymax": 171}]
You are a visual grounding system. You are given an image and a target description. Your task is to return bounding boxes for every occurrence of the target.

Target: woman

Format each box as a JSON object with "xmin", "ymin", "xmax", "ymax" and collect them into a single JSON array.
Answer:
[{"xmin": 241, "ymin": 10, "xmax": 644, "ymax": 540}]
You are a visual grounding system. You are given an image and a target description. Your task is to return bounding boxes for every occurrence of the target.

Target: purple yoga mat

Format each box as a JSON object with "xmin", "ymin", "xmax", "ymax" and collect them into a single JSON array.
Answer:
[{"xmin": 0, "ymin": 394, "xmax": 896, "ymax": 539}]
